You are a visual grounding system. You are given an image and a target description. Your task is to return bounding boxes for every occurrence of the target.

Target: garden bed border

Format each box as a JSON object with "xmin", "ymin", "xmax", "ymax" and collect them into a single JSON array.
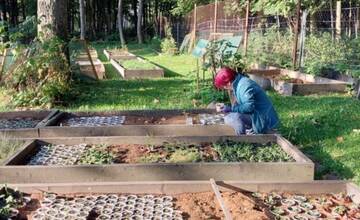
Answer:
[
  {"xmin": 0, "ymin": 110, "xmax": 60, "ymax": 138},
  {"xmin": 110, "ymin": 57, "xmax": 164, "ymax": 79},
  {"xmin": 103, "ymin": 49, "xmax": 137, "ymax": 61},
  {"xmin": 0, "ymin": 135, "xmax": 314, "ymax": 183},
  {"xmin": 248, "ymin": 67, "xmax": 351, "ymax": 96},
  {"xmin": 6, "ymin": 181, "xmax": 360, "ymax": 203}
]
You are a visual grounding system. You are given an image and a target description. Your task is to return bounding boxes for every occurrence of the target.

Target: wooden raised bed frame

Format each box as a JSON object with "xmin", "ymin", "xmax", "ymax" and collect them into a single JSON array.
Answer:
[
  {"xmin": 248, "ymin": 67, "xmax": 351, "ymax": 96},
  {"xmin": 0, "ymin": 135, "xmax": 314, "ymax": 183},
  {"xmin": 110, "ymin": 57, "xmax": 164, "ymax": 79},
  {"xmin": 38, "ymin": 109, "xmax": 237, "ymax": 138},
  {"xmin": 0, "ymin": 110, "xmax": 59, "ymax": 138},
  {"xmin": 8, "ymin": 181, "xmax": 360, "ymax": 204},
  {"xmin": 103, "ymin": 49, "xmax": 137, "ymax": 61}
]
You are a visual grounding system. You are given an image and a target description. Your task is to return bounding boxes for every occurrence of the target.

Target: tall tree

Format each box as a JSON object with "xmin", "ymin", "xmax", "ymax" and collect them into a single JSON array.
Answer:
[
  {"xmin": 37, "ymin": 0, "xmax": 68, "ymax": 41},
  {"xmin": 80, "ymin": 0, "xmax": 85, "ymax": 40},
  {"xmin": 137, "ymin": 0, "xmax": 143, "ymax": 43},
  {"xmin": 117, "ymin": 0, "xmax": 125, "ymax": 46}
]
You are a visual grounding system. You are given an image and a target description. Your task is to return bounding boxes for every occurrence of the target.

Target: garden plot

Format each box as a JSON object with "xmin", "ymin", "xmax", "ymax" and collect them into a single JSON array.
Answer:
[
  {"xmin": 103, "ymin": 49, "xmax": 137, "ymax": 61},
  {"xmin": 248, "ymin": 68, "xmax": 350, "ymax": 96},
  {"xmin": 1, "ymin": 135, "xmax": 314, "ymax": 183},
  {"xmin": 2, "ymin": 181, "xmax": 360, "ymax": 220},
  {"xmin": 76, "ymin": 49, "xmax": 105, "ymax": 80},
  {"xmin": 39, "ymin": 109, "xmax": 233, "ymax": 137},
  {"xmin": 110, "ymin": 57, "xmax": 164, "ymax": 79},
  {"xmin": 0, "ymin": 110, "xmax": 59, "ymax": 138}
]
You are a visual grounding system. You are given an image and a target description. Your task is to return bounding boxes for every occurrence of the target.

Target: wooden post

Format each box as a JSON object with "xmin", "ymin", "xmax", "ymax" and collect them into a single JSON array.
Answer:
[
  {"xmin": 81, "ymin": 40, "xmax": 99, "ymax": 80},
  {"xmin": 0, "ymin": 49, "xmax": 7, "ymax": 81},
  {"xmin": 356, "ymin": 7, "xmax": 359, "ymax": 38},
  {"xmin": 330, "ymin": 0, "xmax": 335, "ymax": 40},
  {"xmin": 214, "ymin": 0, "xmax": 218, "ymax": 35},
  {"xmin": 242, "ymin": 0, "xmax": 250, "ymax": 55},
  {"xmin": 188, "ymin": 4, "xmax": 197, "ymax": 53},
  {"xmin": 210, "ymin": 179, "xmax": 232, "ymax": 220},
  {"xmin": 292, "ymin": 0, "xmax": 301, "ymax": 69},
  {"xmin": 299, "ymin": 10, "xmax": 308, "ymax": 69},
  {"xmin": 336, "ymin": 1, "xmax": 341, "ymax": 40}
]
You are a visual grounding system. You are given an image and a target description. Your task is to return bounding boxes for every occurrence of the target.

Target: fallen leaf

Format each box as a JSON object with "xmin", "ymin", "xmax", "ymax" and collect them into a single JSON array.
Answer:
[{"xmin": 336, "ymin": 136, "xmax": 344, "ymax": 142}]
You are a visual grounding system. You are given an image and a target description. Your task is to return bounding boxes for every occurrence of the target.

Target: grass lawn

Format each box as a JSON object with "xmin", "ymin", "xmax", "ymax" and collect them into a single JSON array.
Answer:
[{"xmin": 1, "ymin": 41, "xmax": 360, "ymax": 185}]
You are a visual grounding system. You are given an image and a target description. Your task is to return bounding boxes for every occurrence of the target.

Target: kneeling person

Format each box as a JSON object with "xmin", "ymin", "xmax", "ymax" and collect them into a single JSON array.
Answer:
[{"xmin": 214, "ymin": 67, "xmax": 279, "ymax": 135}]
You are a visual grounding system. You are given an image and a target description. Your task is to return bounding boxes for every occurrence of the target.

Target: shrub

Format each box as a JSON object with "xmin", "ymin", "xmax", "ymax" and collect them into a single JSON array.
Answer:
[
  {"xmin": 5, "ymin": 37, "xmax": 71, "ymax": 108},
  {"xmin": 161, "ymin": 24, "xmax": 177, "ymax": 55}
]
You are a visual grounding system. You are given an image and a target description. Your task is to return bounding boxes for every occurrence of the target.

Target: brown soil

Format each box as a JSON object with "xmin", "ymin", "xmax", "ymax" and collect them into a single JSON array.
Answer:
[
  {"xmin": 174, "ymin": 191, "xmax": 270, "ymax": 220},
  {"xmin": 124, "ymin": 115, "xmax": 188, "ymax": 125},
  {"xmin": 108, "ymin": 143, "xmax": 219, "ymax": 163}
]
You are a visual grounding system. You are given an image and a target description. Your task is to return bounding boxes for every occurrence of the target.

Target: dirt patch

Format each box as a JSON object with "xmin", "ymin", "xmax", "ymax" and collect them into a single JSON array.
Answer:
[
  {"xmin": 124, "ymin": 115, "xmax": 188, "ymax": 125},
  {"xmin": 174, "ymin": 192, "xmax": 269, "ymax": 220},
  {"xmin": 108, "ymin": 143, "xmax": 219, "ymax": 163}
]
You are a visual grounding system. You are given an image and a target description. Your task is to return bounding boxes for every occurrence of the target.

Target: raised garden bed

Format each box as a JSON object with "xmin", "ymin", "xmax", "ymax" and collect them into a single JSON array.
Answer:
[
  {"xmin": 37, "ymin": 109, "xmax": 235, "ymax": 138},
  {"xmin": 103, "ymin": 49, "xmax": 137, "ymax": 61},
  {"xmin": 110, "ymin": 57, "xmax": 164, "ymax": 79},
  {"xmin": 76, "ymin": 59, "xmax": 105, "ymax": 80},
  {"xmin": 0, "ymin": 110, "xmax": 59, "ymax": 138},
  {"xmin": 2, "ymin": 181, "xmax": 360, "ymax": 219},
  {"xmin": 0, "ymin": 135, "xmax": 314, "ymax": 183},
  {"xmin": 248, "ymin": 68, "xmax": 351, "ymax": 96}
]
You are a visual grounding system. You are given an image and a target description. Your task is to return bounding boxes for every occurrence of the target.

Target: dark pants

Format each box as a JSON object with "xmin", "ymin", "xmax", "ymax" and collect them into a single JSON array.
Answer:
[{"xmin": 224, "ymin": 113, "xmax": 252, "ymax": 135}]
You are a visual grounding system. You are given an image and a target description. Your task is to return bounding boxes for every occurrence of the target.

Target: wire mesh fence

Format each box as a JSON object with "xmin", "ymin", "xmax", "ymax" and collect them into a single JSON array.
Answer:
[{"xmin": 176, "ymin": 1, "xmax": 360, "ymax": 79}]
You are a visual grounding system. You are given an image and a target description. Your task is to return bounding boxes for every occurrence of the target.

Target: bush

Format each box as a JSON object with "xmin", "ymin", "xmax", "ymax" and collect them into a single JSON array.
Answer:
[
  {"xmin": 5, "ymin": 37, "xmax": 71, "ymax": 108},
  {"xmin": 247, "ymin": 26, "xmax": 293, "ymax": 68},
  {"xmin": 161, "ymin": 24, "xmax": 177, "ymax": 55}
]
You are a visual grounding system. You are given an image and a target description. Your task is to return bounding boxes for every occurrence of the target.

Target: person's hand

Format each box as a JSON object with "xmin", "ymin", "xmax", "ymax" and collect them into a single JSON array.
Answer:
[{"xmin": 220, "ymin": 105, "xmax": 231, "ymax": 113}]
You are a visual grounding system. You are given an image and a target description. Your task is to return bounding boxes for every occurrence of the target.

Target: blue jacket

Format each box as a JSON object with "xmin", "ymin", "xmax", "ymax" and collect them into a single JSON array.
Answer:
[{"xmin": 231, "ymin": 74, "xmax": 279, "ymax": 134}]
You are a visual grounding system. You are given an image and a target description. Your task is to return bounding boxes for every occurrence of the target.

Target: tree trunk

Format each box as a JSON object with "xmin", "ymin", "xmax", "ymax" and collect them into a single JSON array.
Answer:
[
  {"xmin": 117, "ymin": 0, "xmax": 125, "ymax": 46},
  {"xmin": 132, "ymin": 0, "xmax": 138, "ymax": 33},
  {"xmin": 336, "ymin": 0, "xmax": 341, "ymax": 39},
  {"xmin": 37, "ymin": 0, "xmax": 68, "ymax": 41},
  {"xmin": 137, "ymin": 0, "xmax": 143, "ymax": 43},
  {"xmin": 0, "ymin": 0, "xmax": 6, "ymax": 22},
  {"xmin": 79, "ymin": 0, "xmax": 85, "ymax": 40}
]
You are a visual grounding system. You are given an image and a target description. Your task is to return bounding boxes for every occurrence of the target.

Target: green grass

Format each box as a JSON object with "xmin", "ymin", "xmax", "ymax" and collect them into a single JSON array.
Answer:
[
  {"xmin": 120, "ymin": 59, "xmax": 158, "ymax": 70},
  {"xmin": 1, "ymin": 41, "xmax": 360, "ymax": 185}
]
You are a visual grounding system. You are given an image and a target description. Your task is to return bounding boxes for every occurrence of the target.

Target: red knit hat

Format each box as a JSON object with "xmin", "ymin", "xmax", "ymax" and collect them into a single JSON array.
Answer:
[{"xmin": 214, "ymin": 67, "xmax": 236, "ymax": 89}]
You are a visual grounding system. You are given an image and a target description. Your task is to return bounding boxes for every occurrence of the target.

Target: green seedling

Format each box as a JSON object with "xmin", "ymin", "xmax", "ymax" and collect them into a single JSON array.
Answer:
[
  {"xmin": 137, "ymin": 153, "xmax": 164, "ymax": 163},
  {"xmin": 166, "ymin": 148, "xmax": 201, "ymax": 163},
  {"xmin": 78, "ymin": 145, "xmax": 114, "ymax": 165},
  {"xmin": 333, "ymin": 205, "xmax": 347, "ymax": 216}
]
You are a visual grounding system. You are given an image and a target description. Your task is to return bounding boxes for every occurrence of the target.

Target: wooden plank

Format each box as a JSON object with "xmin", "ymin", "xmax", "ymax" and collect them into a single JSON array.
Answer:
[
  {"xmin": 0, "ymin": 162, "xmax": 313, "ymax": 183},
  {"xmin": 82, "ymin": 40, "xmax": 99, "ymax": 80},
  {"xmin": 5, "ymin": 180, "xmax": 354, "ymax": 196},
  {"xmin": 276, "ymin": 135, "xmax": 313, "ymax": 163},
  {"xmin": 210, "ymin": 178, "xmax": 232, "ymax": 220},
  {"xmin": 2, "ymin": 140, "xmax": 37, "ymax": 165},
  {"xmin": 37, "ymin": 135, "xmax": 278, "ymax": 145},
  {"xmin": 38, "ymin": 125, "xmax": 237, "ymax": 137},
  {"xmin": 35, "ymin": 109, "xmax": 59, "ymax": 128},
  {"xmin": 110, "ymin": 58, "xmax": 164, "ymax": 79},
  {"xmin": 0, "ymin": 129, "xmax": 39, "ymax": 139}
]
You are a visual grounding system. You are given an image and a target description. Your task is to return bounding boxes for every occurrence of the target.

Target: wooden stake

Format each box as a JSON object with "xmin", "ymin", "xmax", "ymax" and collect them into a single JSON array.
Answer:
[
  {"xmin": 292, "ymin": 0, "xmax": 301, "ymax": 69},
  {"xmin": 188, "ymin": 4, "xmax": 197, "ymax": 53},
  {"xmin": 196, "ymin": 58, "xmax": 200, "ymax": 92},
  {"xmin": 0, "ymin": 49, "xmax": 7, "ymax": 81},
  {"xmin": 214, "ymin": 0, "xmax": 218, "ymax": 35},
  {"xmin": 242, "ymin": 0, "xmax": 250, "ymax": 55},
  {"xmin": 81, "ymin": 40, "xmax": 99, "ymax": 80},
  {"xmin": 336, "ymin": 1, "xmax": 341, "ymax": 40},
  {"xmin": 210, "ymin": 179, "xmax": 232, "ymax": 220}
]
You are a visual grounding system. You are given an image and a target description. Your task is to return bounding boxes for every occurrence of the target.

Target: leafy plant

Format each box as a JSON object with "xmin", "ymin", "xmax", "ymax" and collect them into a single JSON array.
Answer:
[
  {"xmin": 0, "ymin": 186, "xmax": 26, "ymax": 219},
  {"xmin": 214, "ymin": 141, "xmax": 294, "ymax": 162},
  {"xmin": 78, "ymin": 145, "xmax": 114, "ymax": 165},
  {"xmin": 5, "ymin": 37, "xmax": 71, "ymax": 108},
  {"xmin": 137, "ymin": 153, "xmax": 164, "ymax": 163},
  {"xmin": 167, "ymin": 148, "xmax": 201, "ymax": 163},
  {"xmin": 161, "ymin": 24, "xmax": 177, "ymax": 55}
]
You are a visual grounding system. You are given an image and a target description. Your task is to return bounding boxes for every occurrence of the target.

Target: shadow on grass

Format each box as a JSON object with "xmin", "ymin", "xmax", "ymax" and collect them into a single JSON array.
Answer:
[
  {"xmin": 67, "ymin": 78, "xmax": 195, "ymax": 111},
  {"xmin": 270, "ymin": 93, "xmax": 360, "ymax": 182}
]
